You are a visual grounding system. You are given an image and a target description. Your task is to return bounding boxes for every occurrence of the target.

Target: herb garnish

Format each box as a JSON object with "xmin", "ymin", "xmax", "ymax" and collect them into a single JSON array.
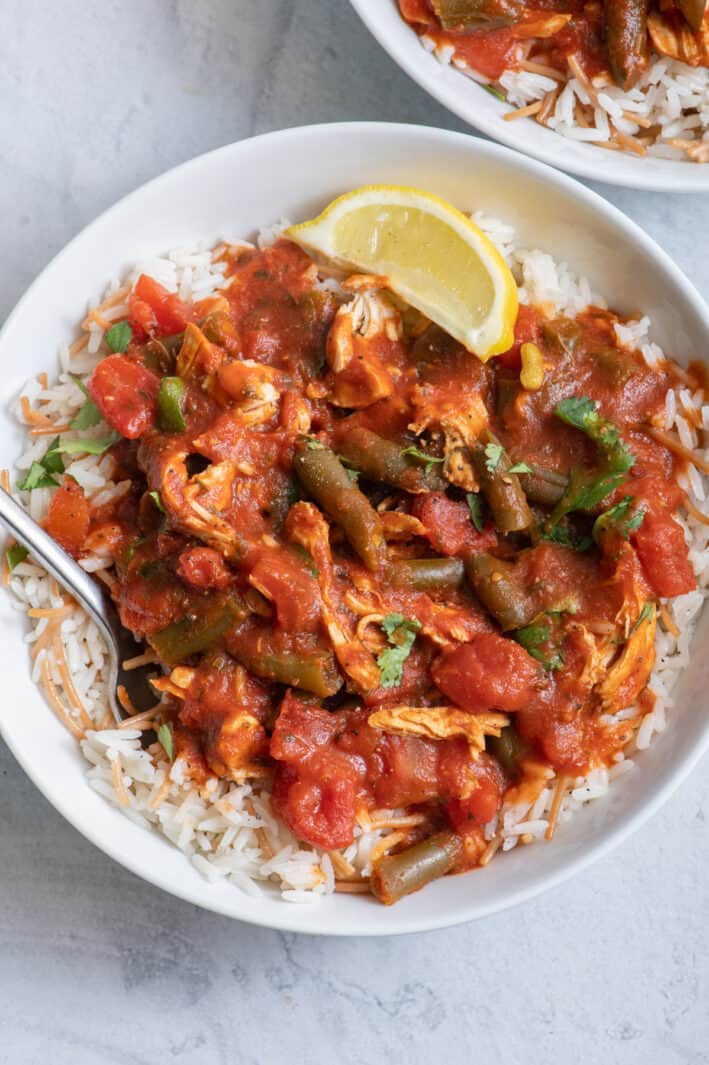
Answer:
[
  {"xmin": 16, "ymin": 435, "xmax": 64, "ymax": 490},
  {"xmin": 551, "ymin": 397, "xmax": 635, "ymax": 524},
  {"xmin": 514, "ymin": 622, "xmax": 564, "ymax": 671},
  {"xmin": 592, "ymin": 494, "xmax": 646, "ymax": 543},
  {"xmin": 70, "ymin": 376, "xmax": 102, "ymax": 430},
  {"xmin": 466, "ymin": 492, "xmax": 484, "ymax": 533},
  {"xmin": 377, "ymin": 613, "xmax": 422, "ymax": 688},
  {"xmin": 484, "ymin": 442, "xmax": 504, "ymax": 474},
  {"xmin": 157, "ymin": 722, "xmax": 175, "ymax": 762},
  {"xmin": 401, "ymin": 445, "xmax": 445, "ymax": 476},
  {"xmin": 5, "ymin": 543, "xmax": 28, "ymax": 570},
  {"xmin": 104, "ymin": 322, "xmax": 133, "ymax": 354}
]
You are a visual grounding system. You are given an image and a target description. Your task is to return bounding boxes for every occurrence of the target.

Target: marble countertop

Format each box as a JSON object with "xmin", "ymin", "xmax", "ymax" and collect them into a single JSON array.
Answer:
[{"xmin": 1, "ymin": 2, "xmax": 708, "ymax": 1062}]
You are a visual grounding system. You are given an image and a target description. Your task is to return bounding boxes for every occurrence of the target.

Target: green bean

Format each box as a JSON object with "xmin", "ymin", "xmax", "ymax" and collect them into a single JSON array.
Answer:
[
  {"xmin": 606, "ymin": 0, "xmax": 649, "ymax": 89},
  {"xmin": 431, "ymin": 0, "xmax": 522, "ymax": 30},
  {"xmin": 389, "ymin": 557, "xmax": 465, "ymax": 593},
  {"xmin": 465, "ymin": 554, "xmax": 537, "ymax": 631},
  {"xmin": 293, "ymin": 440, "xmax": 385, "ymax": 571},
  {"xmin": 518, "ymin": 465, "xmax": 568, "ymax": 507},
  {"xmin": 472, "ymin": 432, "xmax": 532, "ymax": 534},
  {"xmin": 488, "ymin": 724, "xmax": 525, "ymax": 778},
  {"xmin": 247, "ymin": 650, "xmax": 342, "ymax": 697},
  {"xmin": 370, "ymin": 830, "xmax": 463, "ymax": 905},
  {"xmin": 338, "ymin": 427, "xmax": 446, "ymax": 493},
  {"xmin": 229, "ymin": 639, "xmax": 343, "ymax": 698},
  {"xmin": 149, "ymin": 594, "xmax": 249, "ymax": 667}
]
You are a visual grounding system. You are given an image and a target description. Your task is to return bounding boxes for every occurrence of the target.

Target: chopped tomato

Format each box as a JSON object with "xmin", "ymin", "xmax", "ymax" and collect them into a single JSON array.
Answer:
[
  {"xmin": 412, "ymin": 492, "xmax": 497, "ymax": 556},
  {"xmin": 446, "ymin": 754, "xmax": 506, "ymax": 831},
  {"xmin": 633, "ymin": 510, "xmax": 696, "ymax": 598},
  {"xmin": 398, "ymin": 0, "xmax": 434, "ymax": 26},
  {"xmin": 177, "ymin": 546, "xmax": 231, "ymax": 590},
  {"xmin": 129, "ymin": 274, "xmax": 192, "ymax": 340},
  {"xmin": 87, "ymin": 354, "xmax": 160, "ymax": 439},
  {"xmin": 495, "ymin": 304, "xmax": 541, "ymax": 370},
  {"xmin": 270, "ymin": 694, "xmax": 362, "ymax": 849},
  {"xmin": 432, "ymin": 633, "xmax": 540, "ymax": 713},
  {"xmin": 248, "ymin": 547, "xmax": 322, "ymax": 632},
  {"xmin": 448, "ymin": 26, "xmax": 517, "ymax": 81},
  {"xmin": 45, "ymin": 477, "xmax": 90, "ymax": 557}
]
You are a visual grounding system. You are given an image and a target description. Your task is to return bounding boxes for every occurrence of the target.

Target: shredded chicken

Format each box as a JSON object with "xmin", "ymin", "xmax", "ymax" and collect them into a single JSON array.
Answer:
[
  {"xmin": 368, "ymin": 704, "xmax": 508, "ymax": 755},
  {"xmin": 410, "ymin": 385, "xmax": 488, "ymax": 492},
  {"xmin": 326, "ymin": 277, "xmax": 402, "ymax": 408},
  {"xmin": 286, "ymin": 501, "xmax": 381, "ymax": 692}
]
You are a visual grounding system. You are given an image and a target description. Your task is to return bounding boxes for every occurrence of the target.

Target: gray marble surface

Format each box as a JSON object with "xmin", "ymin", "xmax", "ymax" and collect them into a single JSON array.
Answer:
[{"xmin": 1, "ymin": 2, "xmax": 708, "ymax": 1062}]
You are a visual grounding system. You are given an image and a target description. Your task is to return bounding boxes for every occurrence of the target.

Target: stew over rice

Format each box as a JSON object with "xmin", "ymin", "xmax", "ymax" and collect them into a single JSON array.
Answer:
[{"xmin": 37, "ymin": 237, "xmax": 698, "ymax": 902}]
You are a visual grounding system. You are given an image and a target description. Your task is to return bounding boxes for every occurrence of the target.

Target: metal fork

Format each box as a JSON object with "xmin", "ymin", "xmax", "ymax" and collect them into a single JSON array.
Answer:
[{"xmin": 0, "ymin": 487, "xmax": 157, "ymax": 723}]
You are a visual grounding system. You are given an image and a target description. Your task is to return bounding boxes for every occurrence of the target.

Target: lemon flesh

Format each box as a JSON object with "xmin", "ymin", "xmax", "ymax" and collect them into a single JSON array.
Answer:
[{"xmin": 287, "ymin": 185, "xmax": 518, "ymax": 360}]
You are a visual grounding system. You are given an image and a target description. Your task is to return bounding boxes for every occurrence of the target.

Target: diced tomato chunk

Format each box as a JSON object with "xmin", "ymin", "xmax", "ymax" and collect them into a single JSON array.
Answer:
[
  {"xmin": 412, "ymin": 492, "xmax": 497, "ymax": 557},
  {"xmin": 129, "ymin": 274, "xmax": 192, "ymax": 339},
  {"xmin": 495, "ymin": 304, "xmax": 541, "ymax": 370},
  {"xmin": 248, "ymin": 546, "xmax": 322, "ymax": 632},
  {"xmin": 432, "ymin": 633, "xmax": 540, "ymax": 713},
  {"xmin": 45, "ymin": 477, "xmax": 90, "ymax": 557},
  {"xmin": 87, "ymin": 354, "xmax": 160, "ymax": 439},
  {"xmin": 270, "ymin": 694, "xmax": 361, "ymax": 849},
  {"xmin": 398, "ymin": 0, "xmax": 434, "ymax": 26},
  {"xmin": 633, "ymin": 510, "xmax": 696, "ymax": 598},
  {"xmin": 446, "ymin": 753, "xmax": 506, "ymax": 831},
  {"xmin": 177, "ymin": 546, "xmax": 231, "ymax": 590}
]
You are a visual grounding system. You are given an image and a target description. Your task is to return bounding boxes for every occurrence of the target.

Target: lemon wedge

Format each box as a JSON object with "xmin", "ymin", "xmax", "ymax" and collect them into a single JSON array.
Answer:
[{"xmin": 287, "ymin": 185, "xmax": 518, "ymax": 360}]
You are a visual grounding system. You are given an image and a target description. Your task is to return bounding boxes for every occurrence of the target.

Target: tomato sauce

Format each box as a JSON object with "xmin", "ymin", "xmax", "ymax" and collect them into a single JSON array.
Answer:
[{"xmin": 57, "ymin": 234, "xmax": 695, "ymax": 882}]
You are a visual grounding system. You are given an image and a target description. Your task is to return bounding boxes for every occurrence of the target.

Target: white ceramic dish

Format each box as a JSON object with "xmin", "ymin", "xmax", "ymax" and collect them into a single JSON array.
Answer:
[
  {"xmin": 349, "ymin": 0, "xmax": 709, "ymax": 193},
  {"xmin": 1, "ymin": 123, "xmax": 708, "ymax": 935}
]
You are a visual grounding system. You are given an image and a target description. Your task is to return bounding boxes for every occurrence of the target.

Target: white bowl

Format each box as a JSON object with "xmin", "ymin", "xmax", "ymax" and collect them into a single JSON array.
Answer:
[
  {"xmin": 349, "ymin": 0, "xmax": 709, "ymax": 192},
  {"xmin": 1, "ymin": 123, "xmax": 708, "ymax": 935}
]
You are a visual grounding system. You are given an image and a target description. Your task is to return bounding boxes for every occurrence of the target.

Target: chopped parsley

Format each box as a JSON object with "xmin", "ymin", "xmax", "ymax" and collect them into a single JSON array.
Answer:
[
  {"xmin": 377, "ymin": 613, "xmax": 421, "ymax": 688},
  {"xmin": 466, "ymin": 492, "xmax": 484, "ymax": 533},
  {"xmin": 157, "ymin": 722, "xmax": 175, "ymax": 762},
  {"xmin": 5, "ymin": 543, "xmax": 28, "ymax": 570},
  {"xmin": 401, "ymin": 445, "xmax": 445, "ymax": 476},
  {"xmin": 484, "ymin": 442, "xmax": 504, "ymax": 474},
  {"xmin": 104, "ymin": 321, "xmax": 133, "ymax": 354},
  {"xmin": 507, "ymin": 461, "xmax": 533, "ymax": 475}
]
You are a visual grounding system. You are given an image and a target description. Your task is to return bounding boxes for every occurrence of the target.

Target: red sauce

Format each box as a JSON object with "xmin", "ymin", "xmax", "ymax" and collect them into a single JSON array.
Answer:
[{"xmin": 54, "ymin": 236, "xmax": 695, "ymax": 875}]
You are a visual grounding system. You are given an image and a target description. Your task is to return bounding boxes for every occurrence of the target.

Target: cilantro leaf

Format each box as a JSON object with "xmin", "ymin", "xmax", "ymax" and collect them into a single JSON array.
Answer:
[
  {"xmin": 70, "ymin": 377, "xmax": 102, "ymax": 430},
  {"xmin": 507, "ymin": 461, "xmax": 533, "ymax": 475},
  {"xmin": 484, "ymin": 442, "xmax": 504, "ymax": 474},
  {"xmin": 540, "ymin": 522, "xmax": 592, "ymax": 553},
  {"xmin": 41, "ymin": 437, "xmax": 65, "ymax": 475},
  {"xmin": 16, "ymin": 462, "xmax": 60, "ymax": 491},
  {"xmin": 630, "ymin": 601, "xmax": 655, "ymax": 636},
  {"xmin": 5, "ymin": 543, "xmax": 28, "ymax": 570},
  {"xmin": 345, "ymin": 467, "xmax": 359, "ymax": 483},
  {"xmin": 401, "ymin": 445, "xmax": 445, "ymax": 476},
  {"xmin": 592, "ymin": 495, "xmax": 647, "ymax": 544},
  {"xmin": 157, "ymin": 722, "xmax": 175, "ymax": 762},
  {"xmin": 551, "ymin": 396, "xmax": 635, "ymax": 524},
  {"xmin": 514, "ymin": 622, "xmax": 564, "ymax": 671},
  {"xmin": 104, "ymin": 321, "xmax": 133, "ymax": 353},
  {"xmin": 49, "ymin": 432, "xmax": 118, "ymax": 458},
  {"xmin": 466, "ymin": 492, "xmax": 484, "ymax": 533},
  {"xmin": 377, "ymin": 614, "xmax": 421, "ymax": 688},
  {"xmin": 148, "ymin": 490, "xmax": 166, "ymax": 514}
]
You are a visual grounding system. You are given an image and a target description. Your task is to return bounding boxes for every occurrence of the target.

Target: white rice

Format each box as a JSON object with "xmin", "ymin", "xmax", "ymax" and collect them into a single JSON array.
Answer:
[
  {"xmin": 422, "ymin": 34, "xmax": 709, "ymax": 162},
  {"xmin": 6, "ymin": 216, "xmax": 709, "ymax": 899}
]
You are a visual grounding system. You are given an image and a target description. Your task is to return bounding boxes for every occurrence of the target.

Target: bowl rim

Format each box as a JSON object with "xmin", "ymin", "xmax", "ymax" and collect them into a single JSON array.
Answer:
[
  {"xmin": 2, "ymin": 121, "xmax": 709, "ymax": 936},
  {"xmin": 348, "ymin": 0, "xmax": 709, "ymax": 193}
]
